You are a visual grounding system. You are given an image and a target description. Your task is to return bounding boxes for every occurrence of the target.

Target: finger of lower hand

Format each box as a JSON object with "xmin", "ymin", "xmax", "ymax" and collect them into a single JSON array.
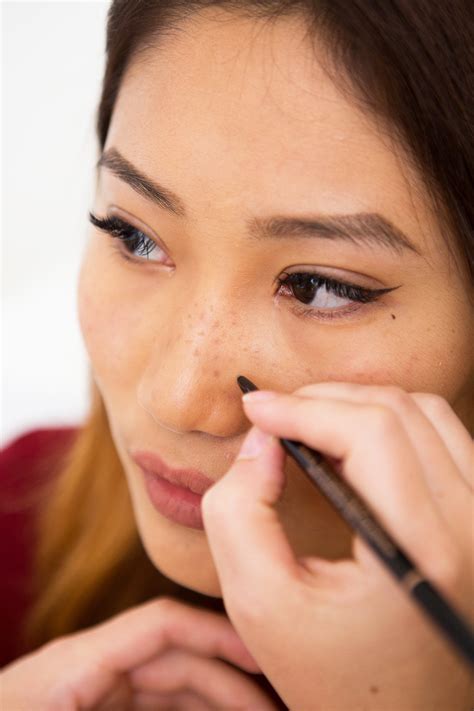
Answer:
[
  {"xmin": 61, "ymin": 598, "xmax": 260, "ymax": 708},
  {"xmin": 129, "ymin": 648, "xmax": 278, "ymax": 710},
  {"xmin": 132, "ymin": 689, "xmax": 214, "ymax": 711}
]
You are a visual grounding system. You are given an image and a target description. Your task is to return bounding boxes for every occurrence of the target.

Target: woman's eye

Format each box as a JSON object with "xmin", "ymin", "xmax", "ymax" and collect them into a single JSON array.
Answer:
[
  {"xmin": 88, "ymin": 211, "xmax": 167, "ymax": 262},
  {"xmin": 276, "ymin": 271, "xmax": 397, "ymax": 318}
]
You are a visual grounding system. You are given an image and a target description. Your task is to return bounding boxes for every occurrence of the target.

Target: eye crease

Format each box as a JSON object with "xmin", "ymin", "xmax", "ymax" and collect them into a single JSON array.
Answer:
[{"xmin": 88, "ymin": 211, "xmax": 400, "ymax": 321}]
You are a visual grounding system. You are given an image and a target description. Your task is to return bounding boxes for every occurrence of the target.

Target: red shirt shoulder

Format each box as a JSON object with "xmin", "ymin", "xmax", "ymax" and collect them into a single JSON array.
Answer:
[{"xmin": 0, "ymin": 427, "xmax": 78, "ymax": 668}]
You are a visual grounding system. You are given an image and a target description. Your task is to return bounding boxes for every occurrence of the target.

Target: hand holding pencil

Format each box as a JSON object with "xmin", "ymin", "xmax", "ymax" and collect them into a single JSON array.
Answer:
[{"xmin": 202, "ymin": 380, "xmax": 474, "ymax": 711}]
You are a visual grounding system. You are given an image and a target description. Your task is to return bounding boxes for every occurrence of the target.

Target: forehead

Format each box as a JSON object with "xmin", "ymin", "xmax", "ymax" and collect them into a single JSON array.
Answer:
[{"xmin": 105, "ymin": 9, "xmax": 445, "ymax": 261}]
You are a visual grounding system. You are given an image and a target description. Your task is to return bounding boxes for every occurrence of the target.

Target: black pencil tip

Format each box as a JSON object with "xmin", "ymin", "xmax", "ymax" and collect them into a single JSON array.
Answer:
[{"xmin": 236, "ymin": 375, "xmax": 259, "ymax": 394}]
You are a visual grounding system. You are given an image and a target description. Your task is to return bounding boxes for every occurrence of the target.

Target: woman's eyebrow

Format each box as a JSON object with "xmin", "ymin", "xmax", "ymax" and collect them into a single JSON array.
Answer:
[
  {"xmin": 97, "ymin": 147, "xmax": 421, "ymax": 257},
  {"xmin": 97, "ymin": 147, "xmax": 187, "ymax": 217},
  {"xmin": 247, "ymin": 214, "xmax": 421, "ymax": 256}
]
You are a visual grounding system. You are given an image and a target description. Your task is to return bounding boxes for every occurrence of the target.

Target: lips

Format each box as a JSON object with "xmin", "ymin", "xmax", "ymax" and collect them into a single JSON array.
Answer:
[
  {"xmin": 131, "ymin": 450, "xmax": 215, "ymax": 494},
  {"xmin": 131, "ymin": 450, "xmax": 215, "ymax": 529}
]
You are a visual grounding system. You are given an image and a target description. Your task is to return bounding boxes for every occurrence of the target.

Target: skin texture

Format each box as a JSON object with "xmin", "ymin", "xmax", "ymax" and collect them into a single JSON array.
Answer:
[{"xmin": 77, "ymin": 7, "xmax": 473, "ymax": 602}]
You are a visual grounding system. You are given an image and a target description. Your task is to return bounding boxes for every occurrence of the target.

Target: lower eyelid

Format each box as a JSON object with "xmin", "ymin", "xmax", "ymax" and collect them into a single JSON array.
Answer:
[{"xmin": 293, "ymin": 302, "xmax": 365, "ymax": 320}]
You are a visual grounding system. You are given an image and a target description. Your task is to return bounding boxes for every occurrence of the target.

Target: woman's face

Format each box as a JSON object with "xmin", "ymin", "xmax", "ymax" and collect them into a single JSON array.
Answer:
[{"xmin": 78, "ymin": 10, "xmax": 473, "ymax": 595}]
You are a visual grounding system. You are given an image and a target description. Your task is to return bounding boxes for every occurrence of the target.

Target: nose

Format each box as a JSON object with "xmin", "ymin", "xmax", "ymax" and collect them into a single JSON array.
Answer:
[{"xmin": 137, "ymin": 302, "xmax": 263, "ymax": 438}]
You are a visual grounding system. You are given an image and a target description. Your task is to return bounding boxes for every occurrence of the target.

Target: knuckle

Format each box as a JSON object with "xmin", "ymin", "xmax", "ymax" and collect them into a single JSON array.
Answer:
[
  {"xmin": 52, "ymin": 633, "xmax": 97, "ymax": 670},
  {"xmin": 152, "ymin": 596, "xmax": 179, "ymax": 616},
  {"xmin": 366, "ymin": 404, "xmax": 400, "ymax": 439},
  {"xmin": 411, "ymin": 392, "xmax": 452, "ymax": 420},
  {"xmin": 149, "ymin": 597, "xmax": 185, "ymax": 644},
  {"xmin": 382, "ymin": 385, "xmax": 412, "ymax": 409},
  {"xmin": 294, "ymin": 383, "xmax": 320, "ymax": 398},
  {"xmin": 136, "ymin": 596, "xmax": 180, "ymax": 627},
  {"xmin": 369, "ymin": 385, "xmax": 414, "ymax": 415}
]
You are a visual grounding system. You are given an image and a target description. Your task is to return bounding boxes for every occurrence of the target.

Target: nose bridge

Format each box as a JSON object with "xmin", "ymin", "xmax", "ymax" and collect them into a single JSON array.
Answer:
[
  {"xmin": 180, "ymin": 301, "xmax": 241, "ymax": 384},
  {"xmin": 137, "ymin": 294, "xmax": 252, "ymax": 436}
]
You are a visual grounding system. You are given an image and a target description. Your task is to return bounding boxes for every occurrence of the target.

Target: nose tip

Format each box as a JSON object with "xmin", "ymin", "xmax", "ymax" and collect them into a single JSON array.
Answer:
[{"xmin": 137, "ymin": 370, "xmax": 253, "ymax": 438}]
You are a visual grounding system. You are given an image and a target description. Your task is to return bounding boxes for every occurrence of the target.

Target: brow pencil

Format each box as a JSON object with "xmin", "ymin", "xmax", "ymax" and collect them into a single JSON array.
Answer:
[{"xmin": 236, "ymin": 375, "xmax": 474, "ymax": 668}]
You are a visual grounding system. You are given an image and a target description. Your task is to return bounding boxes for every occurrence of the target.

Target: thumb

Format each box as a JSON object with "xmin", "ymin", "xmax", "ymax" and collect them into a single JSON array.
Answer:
[{"xmin": 202, "ymin": 426, "xmax": 300, "ymax": 596}]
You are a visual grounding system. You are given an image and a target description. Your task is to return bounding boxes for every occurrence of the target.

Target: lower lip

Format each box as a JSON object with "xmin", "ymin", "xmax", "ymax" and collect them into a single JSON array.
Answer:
[{"xmin": 142, "ymin": 469, "xmax": 204, "ymax": 530}]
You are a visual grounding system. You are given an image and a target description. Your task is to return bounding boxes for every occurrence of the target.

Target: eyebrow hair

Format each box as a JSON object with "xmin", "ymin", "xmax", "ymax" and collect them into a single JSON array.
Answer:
[
  {"xmin": 246, "ymin": 213, "xmax": 421, "ymax": 256},
  {"xmin": 97, "ymin": 147, "xmax": 421, "ymax": 256},
  {"xmin": 97, "ymin": 147, "xmax": 187, "ymax": 218}
]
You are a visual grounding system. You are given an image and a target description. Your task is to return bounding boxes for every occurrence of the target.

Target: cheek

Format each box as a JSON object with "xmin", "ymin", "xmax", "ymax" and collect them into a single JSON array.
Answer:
[
  {"xmin": 77, "ymin": 250, "xmax": 146, "ymax": 389},
  {"xmin": 298, "ymin": 305, "xmax": 473, "ymax": 404}
]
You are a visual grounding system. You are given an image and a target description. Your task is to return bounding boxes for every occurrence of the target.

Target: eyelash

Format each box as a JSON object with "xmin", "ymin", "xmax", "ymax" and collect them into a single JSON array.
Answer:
[
  {"xmin": 89, "ymin": 212, "xmax": 159, "ymax": 259},
  {"xmin": 275, "ymin": 272, "xmax": 393, "ymax": 320},
  {"xmin": 88, "ymin": 211, "xmax": 395, "ymax": 320}
]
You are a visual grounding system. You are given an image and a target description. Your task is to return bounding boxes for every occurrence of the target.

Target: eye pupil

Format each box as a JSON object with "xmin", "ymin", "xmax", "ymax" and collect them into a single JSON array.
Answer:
[{"xmin": 290, "ymin": 274, "xmax": 319, "ymax": 304}]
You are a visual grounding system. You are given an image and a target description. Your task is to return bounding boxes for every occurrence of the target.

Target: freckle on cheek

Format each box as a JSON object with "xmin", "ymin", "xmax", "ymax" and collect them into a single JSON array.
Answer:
[
  {"xmin": 212, "ymin": 368, "xmax": 220, "ymax": 377},
  {"xmin": 391, "ymin": 313, "xmax": 396, "ymax": 320}
]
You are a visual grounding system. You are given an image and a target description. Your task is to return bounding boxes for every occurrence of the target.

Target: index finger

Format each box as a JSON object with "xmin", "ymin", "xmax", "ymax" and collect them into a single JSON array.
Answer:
[
  {"xmin": 241, "ymin": 392, "xmax": 459, "ymax": 582},
  {"xmin": 86, "ymin": 598, "xmax": 260, "ymax": 672}
]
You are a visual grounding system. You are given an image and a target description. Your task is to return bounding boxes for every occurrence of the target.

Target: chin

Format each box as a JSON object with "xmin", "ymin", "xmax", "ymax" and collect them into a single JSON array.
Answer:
[
  {"xmin": 163, "ymin": 564, "xmax": 224, "ymax": 598},
  {"xmin": 140, "ymin": 529, "xmax": 224, "ymax": 598}
]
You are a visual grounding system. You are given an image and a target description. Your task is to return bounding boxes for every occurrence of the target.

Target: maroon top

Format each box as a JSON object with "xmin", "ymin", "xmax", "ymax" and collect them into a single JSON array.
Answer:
[{"xmin": 0, "ymin": 427, "xmax": 78, "ymax": 668}]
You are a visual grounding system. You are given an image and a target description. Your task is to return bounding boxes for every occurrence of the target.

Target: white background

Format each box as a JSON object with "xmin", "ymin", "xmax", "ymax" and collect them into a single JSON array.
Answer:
[{"xmin": 2, "ymin": 1, "xmax": 109, "ymax": 445}]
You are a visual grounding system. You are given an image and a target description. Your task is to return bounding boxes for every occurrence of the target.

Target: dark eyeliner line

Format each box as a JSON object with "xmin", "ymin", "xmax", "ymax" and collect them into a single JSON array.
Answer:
[
  {"xmin": 277, "ymin": 272, "xmax": 395, "ymax": 305},
  {"xmin": 236, "ymin": 375, "xmax": 474, "ymax": 668}
]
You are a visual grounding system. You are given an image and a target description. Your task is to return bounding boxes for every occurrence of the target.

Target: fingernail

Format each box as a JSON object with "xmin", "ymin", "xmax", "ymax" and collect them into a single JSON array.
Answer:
[
  {"xmin": 237, "ymin": 427, "xmax": 271, "ymax": 459},
  {"xmin": 242, "ymin": 390, "xmax": 277, "ymax": 403}
]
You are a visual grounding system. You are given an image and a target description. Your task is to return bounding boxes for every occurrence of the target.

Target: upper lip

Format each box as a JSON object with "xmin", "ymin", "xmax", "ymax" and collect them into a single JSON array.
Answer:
[{"xmin": 131, "ymin": 450, "xmax": 215, "ymax": 496}]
